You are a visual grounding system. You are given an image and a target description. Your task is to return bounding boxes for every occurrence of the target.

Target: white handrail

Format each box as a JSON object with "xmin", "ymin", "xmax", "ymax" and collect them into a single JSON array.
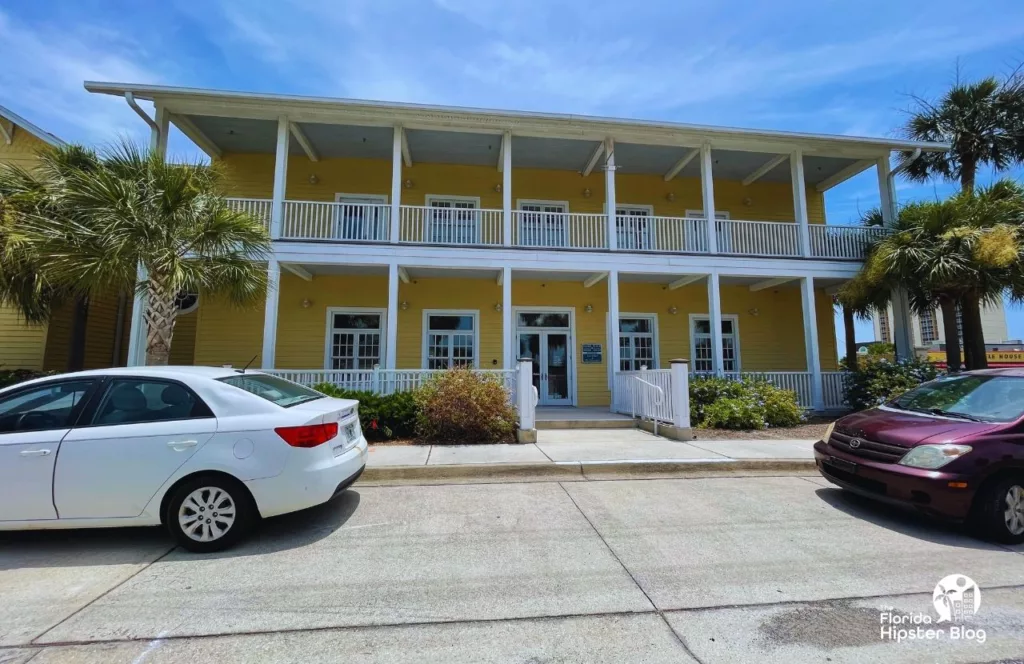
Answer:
[{"xmin": 632, "ymin": 376, "xmax": 664, "ymax": 436}]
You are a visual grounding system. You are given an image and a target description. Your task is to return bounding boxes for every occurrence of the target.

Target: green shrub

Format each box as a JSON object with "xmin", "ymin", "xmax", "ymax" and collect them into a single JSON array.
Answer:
[
  {"xmin": 689, "ymin": 375, "xmax": 803, "ymax": 430},
  {"xmin": 0, "ymin": 369, "xmax": 55, "ymax": 390},
  {"xmin": 842, "ymin": 358, "xmax": 938, "ymax": 411},
  {"xmin": 312, "ymin": 383, "xmax": 418, "ymax": 441},
  {"xmin": 702, "ymin": 397, "xmax": 766, "ymax": 430},
  {"xmin": 415, "ymin": 368, "xmax": 516, "ymax": 444}
]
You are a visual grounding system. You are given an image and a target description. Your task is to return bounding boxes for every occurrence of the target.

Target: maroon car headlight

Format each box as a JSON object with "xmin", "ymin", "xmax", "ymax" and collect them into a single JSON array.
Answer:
[{"xmin": 897, "ymin": 444, "xmax": 972, "ymax": 469}]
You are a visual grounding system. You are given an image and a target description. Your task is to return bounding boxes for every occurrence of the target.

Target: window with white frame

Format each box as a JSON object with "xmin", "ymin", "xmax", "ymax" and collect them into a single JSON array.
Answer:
[
  {"xmin": 424, "ymin": 312, "xmax": 478, "ymax": 369},
  {"xmin": 619, "ymin": 316, "xmax": 657, "ymax": 371},
  {"xmin": 427, "ymin": 197, "xmax": 479, "ymax": 244},
  {"xmin": 691, "ymin": 316, "xmax": 739, "ymax": 373},
  {"xmin": 336, "ymin": 194, "xmax": 388, "ymax": 241},
  {"xmin": 919, "ymin": 308, "xmax": 938, "ymax": 346},
  {"xmin": 878, "ymin": 312, "xmax": 892, "ymax": 344},
  {"xmin": 327, "ymin": 310, "xmax": 383, "ymax": 370},
  {"xmin": 616, "ymin": 206, "xmax": 653, "ymax": 250},
  {"xmin": 518, "ymin": 201, "xmax": 567, "ymax": 247}
]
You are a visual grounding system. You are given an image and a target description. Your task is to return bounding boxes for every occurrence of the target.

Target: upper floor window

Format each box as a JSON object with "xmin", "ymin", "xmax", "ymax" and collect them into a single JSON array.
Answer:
[
  {"xmin": 878, "ymin": 312, "xmax": 892, "ymax": 344},
  {"xmin": 423, "ymin": 311, "xmax": 478, "ymax": 369},
  {"xmin": 919, "ymin": 308, "xmax": 939, "ymax": 346},
  {"xmin": 518, "ymin": 200, "xmax": 568, "ymax": 247},
  {"xmin": 616, "ymin": 205, "xmax": 653, "ymax": 251},
  {"xmin": 691, "ymin": 316, "xmax": 739, "ymax": 373},
  {"xmin": 336, "ymin": 194, "xmax": 388, "ymax": 241},
  {"xmin": 426, "ymin": 196, "xmax": 479, "ymax": 244}
]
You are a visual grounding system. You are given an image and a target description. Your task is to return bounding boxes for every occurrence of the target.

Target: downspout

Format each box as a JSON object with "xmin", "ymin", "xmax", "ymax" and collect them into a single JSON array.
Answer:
[
  {"xmin": 111, "ymin": 291, "xmax": 127, "ymax": 367},
  {"xmin": 887, "ymin": 148, "xmax": 921, "ymax": 221},
  {"xmin": 124, "ymin": 92, "xmax": 159, "ymax": 133}
]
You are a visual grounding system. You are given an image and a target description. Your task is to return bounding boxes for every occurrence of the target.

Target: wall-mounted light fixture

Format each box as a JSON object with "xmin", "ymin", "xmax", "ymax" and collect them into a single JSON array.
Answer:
[
  {"xmin": 748, "ymin": 307, "xmax": 759, "ymax": 316},
  {"xmin": 494, "ymin": 183, "xmax": 503, "ymax": 193},
  {"xmin": 582, "ymin": 188, "xmax": 592, "ymax": 198},
  {"xmin": 668, "ymin": 306, "xmax": 678, "ymax": 315},
  {"xmin": 400, "ymin": 301, "xmax": 410, "ymax": 310},
  {"xmin": 403, "ymin": 179, "xmax": 415, "ymax": 189},
  {"xmin": 494, "ymin": 303, "xmax": 503, "ymax": 312},
  {"xmin": 666, "ymin": 192, "xmax": 676, "ymax": 202},
  {"xmin": 584, "ymin": 304, "xmax": 594, "ymax": 313},
  {"xmin": 742, "ymin": 197, "xmax": 753, "ymax": 207},
  {"xmin": 301, "ymin": 298, "xmax": 313, "ymax": 309},
  {"xmin": 308, "ymin": 174, "xmax": 319, "ymax": 185}
]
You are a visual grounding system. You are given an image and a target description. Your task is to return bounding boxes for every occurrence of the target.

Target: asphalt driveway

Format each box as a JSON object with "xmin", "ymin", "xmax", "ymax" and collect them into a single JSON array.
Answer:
[{"xmin": 1, "ymin": 476, "xmax": 1022, "ymax": 663}]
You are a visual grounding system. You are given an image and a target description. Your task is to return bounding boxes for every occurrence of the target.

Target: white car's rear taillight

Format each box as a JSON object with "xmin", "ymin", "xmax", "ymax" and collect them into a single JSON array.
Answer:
[{"xmin": 274, "ymin": 422, "xmax": 339, "ymax": 448}]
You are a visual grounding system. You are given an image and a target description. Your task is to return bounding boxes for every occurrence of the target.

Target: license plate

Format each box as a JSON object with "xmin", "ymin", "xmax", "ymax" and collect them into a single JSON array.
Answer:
[
  {"xmin": 826, "ymin": 456, "xmax": 857, "ymax": 474},
  {"xmin": 345, "ymin": 423, "xmax": 357, "ymax": 440}
]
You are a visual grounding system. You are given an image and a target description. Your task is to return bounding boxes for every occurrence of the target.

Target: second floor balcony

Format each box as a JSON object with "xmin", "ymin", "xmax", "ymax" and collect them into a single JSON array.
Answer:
[{"xmin": 227, "ymin": 197, "xmax": 888, "ymax": 260}]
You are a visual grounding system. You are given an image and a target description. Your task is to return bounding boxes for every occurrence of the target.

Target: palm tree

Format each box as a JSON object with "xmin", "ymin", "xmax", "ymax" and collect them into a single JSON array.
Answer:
[
  {"xmin": 897, "ymin": 67, "xmax": 1024, "ymax": 365},
  {"xmin": 3, "ymin": 142, "xmax": 272, "ymax": 366}
]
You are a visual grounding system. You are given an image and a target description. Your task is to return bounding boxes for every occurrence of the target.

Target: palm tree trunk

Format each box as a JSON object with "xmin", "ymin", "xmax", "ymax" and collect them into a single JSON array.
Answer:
[
  {"xmin": 843, "ymin": 306, "xmax": 858, "ymax": 370},
  {"xmin": 939, "ymin": 299, "xmax": 961, "ymax": 372},
  {"xmin": 67, "ymin": 295, "xmax": 90, "ymax": 371},
  {"xmin": 960, "ymin": 296, "xmax": 988, "ymax": 370},
  {"xmin": 960, "ymin": 160, "xmax": 977, "ymax": 194},
  {"xmin": 143, "ymin": 274, "xmax": 177, "ymax": 366}
]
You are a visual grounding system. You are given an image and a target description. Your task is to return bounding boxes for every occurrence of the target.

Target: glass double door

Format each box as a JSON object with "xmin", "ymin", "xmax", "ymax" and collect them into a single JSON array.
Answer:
[{"xmin": 517, "ymin": 330, "xmax": 572, "ymax": 406}]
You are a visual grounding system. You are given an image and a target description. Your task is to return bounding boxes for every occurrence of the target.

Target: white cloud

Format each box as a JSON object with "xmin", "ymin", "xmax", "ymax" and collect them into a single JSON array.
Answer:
[{"xmin": 0, "ymin": 10, "xmax": 163, "ymax": 144}]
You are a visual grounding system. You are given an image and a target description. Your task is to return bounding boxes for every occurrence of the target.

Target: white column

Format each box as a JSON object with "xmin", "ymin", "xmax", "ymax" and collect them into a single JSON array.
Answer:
[
  {"xmin": 517, "ymin": 357, "xmax": 536, "ymax": 431},
  {"xmin": 386, "ymin": 263, "xmax": 400, "ymax": 370},
  {"xmin": 700, "ymin": 142, "xmax": 719, "ymax": 253},
  {"xmin": 502, "ymin": 266, "xmax": 513, "ymax": 369},
  {"xmin": 608, "ymin": 269, "xmax": 620, "ymax": 389},
  {"xmin": 605, "ymin": 137, "xmax": 617, "ymax": 251},
  {"xmin": 150, "ymin": 105, "xmax": 169, "ymax": 156},
  {"xmin": 126, "ymin": 266, "xmax": 147, "ymax": 366},
  {"xmin": 390, "ymin": 127, "xmax": 402, "ymax": 243},
  {"xmin": 791, "ymin": 149, "xmax": 811, "ymax": 257},
  {"xmin": 670, "ymin": 359, "xmax": 690, "ymax": 429},
  {"xmin": 800, "ymin": 276, "xmax": 824, "ymax": 410},
  {"xmin": 502, "ymin": 131, "xmax": 512, "ymax": 246},
  {"xmin": 707, "ymin": 273, "xmax": 724, "ymax": 374},
  {"xmin": 270, "ymin": 116, "xmax": 289, "ymax": 240},
  {"xmin": 877, "ymin": 156, "xmax": 895, "ymax": 224},
  {"xmin": 890, "ymin": 288, "xmax": 915, "ymax": 360},
  {"xmin": 261, "ymin": 258, "xmax": 281, "ymax": 369}
]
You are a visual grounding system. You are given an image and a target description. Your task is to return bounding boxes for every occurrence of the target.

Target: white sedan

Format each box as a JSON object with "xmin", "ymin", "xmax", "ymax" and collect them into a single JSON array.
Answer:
[{"xmin": 0, "ymin": 366, "xmax": 367, "ymax": 552}]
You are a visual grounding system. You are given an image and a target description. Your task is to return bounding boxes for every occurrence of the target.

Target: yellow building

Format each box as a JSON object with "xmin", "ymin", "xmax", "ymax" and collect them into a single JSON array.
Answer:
[
  {"xmin": 0, "ymin": 105, "xmax": 196, "ymax": 372},
  {"xmin": 84, "ymin": 83, "xmax": 947, "ymax": 410}
]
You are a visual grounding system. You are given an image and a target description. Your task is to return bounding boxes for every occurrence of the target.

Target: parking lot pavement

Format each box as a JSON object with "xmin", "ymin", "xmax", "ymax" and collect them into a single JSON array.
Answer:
[{"xmin": 2, "ymin": 476, "xmax": 1022, "ymax": 663}]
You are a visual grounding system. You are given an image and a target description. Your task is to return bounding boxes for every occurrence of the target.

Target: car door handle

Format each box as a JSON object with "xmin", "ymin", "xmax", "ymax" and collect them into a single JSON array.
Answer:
[
  {"xmin": 167, "ymin": 440, "xmax": 198, "ymax": 451},
  {"xmin": 20, "ymin": 449, "xmax": 51, "ymax": 457}
]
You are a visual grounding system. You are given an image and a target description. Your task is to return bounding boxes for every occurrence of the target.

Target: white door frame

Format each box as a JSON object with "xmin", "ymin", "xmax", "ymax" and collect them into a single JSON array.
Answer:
[
  {"xmin": 689, "ymin": 313, "xmax": 741, "ymax": 373},
  {"xmin": 323, "ymin": 307, "xmax": 388, "ymax": 370},
  {"xmin": 335, "ymin": 193, "xmax": 389, "ymax": 241},
  {"xmin": 516, "ymin": 199, "xmax": 571, "ymax": 247},
  {"xmin": 513, "ymin": 306, "xmax": 576, "ymax": 406}
]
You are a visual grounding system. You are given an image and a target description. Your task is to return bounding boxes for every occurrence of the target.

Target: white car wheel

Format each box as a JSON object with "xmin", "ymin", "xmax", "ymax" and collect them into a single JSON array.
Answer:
[
  {"xmin": 178, "ymin": 487, "xmax": 237, "ymax": 543},
  {"xmin": 1005, "ymin": 485, "xmax": 1024, "ymax": 537}
]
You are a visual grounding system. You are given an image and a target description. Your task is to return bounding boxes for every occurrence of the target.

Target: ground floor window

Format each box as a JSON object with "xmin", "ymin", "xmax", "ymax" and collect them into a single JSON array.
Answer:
[
  {"xmin": 326, "ymin": 309, "xmax": 383, "ymax": 370},
  {"xmin": 618, "ymin": 315, "xmax": 657, "ymax": 371},
  {"xmin": 919, "ymin": 308, "xmax": 938, "ymax": 346},
  {"xmin": 423, "ymin": 311, "xmax": 478, "ymax": 369},
  {"xmin": 691, "ymin": 315, "xmax": 739, "ymax": 372}
]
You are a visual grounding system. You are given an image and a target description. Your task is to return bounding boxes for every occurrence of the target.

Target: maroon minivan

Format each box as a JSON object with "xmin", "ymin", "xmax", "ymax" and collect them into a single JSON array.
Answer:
[{"xmin": 814, "ymin": 368, "xmax": 1024, "ymax": 543}]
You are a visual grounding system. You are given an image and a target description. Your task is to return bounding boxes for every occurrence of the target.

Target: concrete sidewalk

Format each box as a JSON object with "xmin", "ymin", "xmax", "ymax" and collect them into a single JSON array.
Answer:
[{"xmin": 363, "ymin": 429, "xmax": 819, "ymax": 484}]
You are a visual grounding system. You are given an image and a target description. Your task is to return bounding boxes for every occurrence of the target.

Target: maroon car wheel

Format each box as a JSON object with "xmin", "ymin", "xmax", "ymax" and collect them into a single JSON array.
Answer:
[{"xmin": 974, "ymin": 477, "xmax": 1024, "ymax": 545}]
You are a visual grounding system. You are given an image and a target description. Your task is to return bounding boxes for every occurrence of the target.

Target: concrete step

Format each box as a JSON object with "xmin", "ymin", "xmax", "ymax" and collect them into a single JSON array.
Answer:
[{"xmin": 536, "ymin": 418, "xmax": 637, "ymax": 430}]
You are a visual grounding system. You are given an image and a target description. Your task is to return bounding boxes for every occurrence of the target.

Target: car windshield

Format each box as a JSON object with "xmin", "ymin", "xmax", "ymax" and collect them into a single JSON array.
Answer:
[
  {"xmin": 219, "ymin": 374, "xmax": 325, "ymax": 408},
  {"xmin": 889, "ymin": 374, "xmax": 1024, "ymax": 423}
]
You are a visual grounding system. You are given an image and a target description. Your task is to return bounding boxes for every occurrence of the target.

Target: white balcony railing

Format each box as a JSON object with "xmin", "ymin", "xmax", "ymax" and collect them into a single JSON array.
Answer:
[
  {"xmin": 809, "ymin": 224, "xmax": 888, "ymax": 259},
  {"xmin": 239, "ymin": 198, "xmax": 883, "ymax": 260},
  {"xmin": 399, "ymin": 205, "xmax": 503, "ymax": 246},
  {"xmin": 716, "ymin": 219, "xmax": 801, "ymax": 257},
  {"xmin": 691, "ymin": 370, "xmax": 847, "ymax": 410},
  {"xmin": 226, "ymin": 198, "xmax": 273, "ymax": 230},
  {"xmin": 512, "ymin": 210, "xmax": 607, "ymax": 249}
]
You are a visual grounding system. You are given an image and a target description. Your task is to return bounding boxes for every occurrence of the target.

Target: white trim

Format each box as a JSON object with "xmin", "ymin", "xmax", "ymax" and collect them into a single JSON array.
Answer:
[
  {"xmin": 664, "ymin": 148, "xmax": 700, "ymax": 181},
  {"xmin": 689, "ymin": 313, "xmax": 741, "ymax": 373},
  {"xmin": 816, "ymin": 159, "xmax": 875, "ymax": 192},
  {"xmin": 615, "ymin": 203, "xmax": 654, "ymax": 215},
  {"xmin": 517, "ymin": 198, "xmax": 570, "ymax": 211},
  {"xmin": 324, "ymin": 306, "xmax": 388, "ymax": 371},
  {"xmin": 513, "ymin": 306, "xmax": 577, "ymax": 406},
  {"xmin": 583, "ymin": 272, "xmax": 608, "ymax": 288},
  {"xmin": 0, "ymin": 104, "xmax": 64, "ymax": 147},
  {"xmin": 289, "ymin": 122, "xmax": 319, "ymax": 161},
  {"xmin": 749, "ymin": 277, "xmax": 796, "ymax": 292},
  {"xmin": 400, "ymin": 129, "xmax": 412, "ymax": 167},
  {"xmin": 741, "ymin": 154, "xmax": 788, "ymax": 186},
  {"xmin": 617, "ymin": 312, "xmax": 660, "ymax": 371},
  {"xmin": 686, "ymin": 209, "xmax": 730, "ymax": 220},
  {"xmin": 334, "ymin": 192, "xmax": 388, "ymax": 204},
  {"xmin": 0, "ymin": 118, "xmax": 12, "ymax": 145},
  {"xmin": 668, "ymin": 274, "xmax": 705, "ymax": 290},
  {"xmin": 582, "ymin": 143, "xmax": 604, "ymax": 177},
  {"xmin": 168, "ymin": 113, "xmax": 222, "ymax": 159},
  {"xmin": 426, "ymin": 194, "xmax": 482, "ymax": 206},
  {"xmin": 281, "ymin": 262, "xmax": 312, "ymax": 281},
  {"xmin": 421, "ymin": 309, "xmax": 481, "ymax": 369}
]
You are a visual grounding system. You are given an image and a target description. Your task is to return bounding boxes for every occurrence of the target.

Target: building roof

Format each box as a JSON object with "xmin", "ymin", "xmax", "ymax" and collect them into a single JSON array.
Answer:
[
  {"xmin": 0, "ymin": 104, "xmax": 64, "ymax": 147},
  {"xmin": 83, "ymin": 81, "xmax": 949, "ymax": 189}
]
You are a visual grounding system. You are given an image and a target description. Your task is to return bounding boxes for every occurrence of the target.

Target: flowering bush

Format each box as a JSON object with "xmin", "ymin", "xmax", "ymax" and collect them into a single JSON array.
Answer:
[
  {"xmin": 415, "ymin": 368, "xmax": 517, "ymax": 444},
  {"xmin": 312, "ymin": 383, "xmax": 417, "ymax": 441},
  {"xmin": 689, "ymin": 375, "xmax": 803, "ymax": 430},
  {"xmin": 0, "ymin": 369, "xmax": 55, "ymax": 389},
  {"xmin": 842, "ymin": 358, "xmax": 939, "ymax": 411}
]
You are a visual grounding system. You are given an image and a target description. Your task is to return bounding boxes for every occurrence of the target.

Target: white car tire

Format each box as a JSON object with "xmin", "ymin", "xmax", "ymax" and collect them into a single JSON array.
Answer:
[{"xmin": 165, "ymin": 475, "xmax": 256, "ymax": 553}]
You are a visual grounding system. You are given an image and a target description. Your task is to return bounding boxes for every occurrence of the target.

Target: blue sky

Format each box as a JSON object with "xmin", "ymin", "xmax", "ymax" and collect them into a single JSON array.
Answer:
[{"xmin": 2, "ymin": 0, "xmax": 1023, "ymax": 353}]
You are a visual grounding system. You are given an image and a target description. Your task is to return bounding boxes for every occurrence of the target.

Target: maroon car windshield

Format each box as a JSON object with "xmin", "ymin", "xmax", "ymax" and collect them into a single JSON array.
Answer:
[{"xmin": 890, "ymin": 374, "xmax": 1024, "ymax": 423}]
